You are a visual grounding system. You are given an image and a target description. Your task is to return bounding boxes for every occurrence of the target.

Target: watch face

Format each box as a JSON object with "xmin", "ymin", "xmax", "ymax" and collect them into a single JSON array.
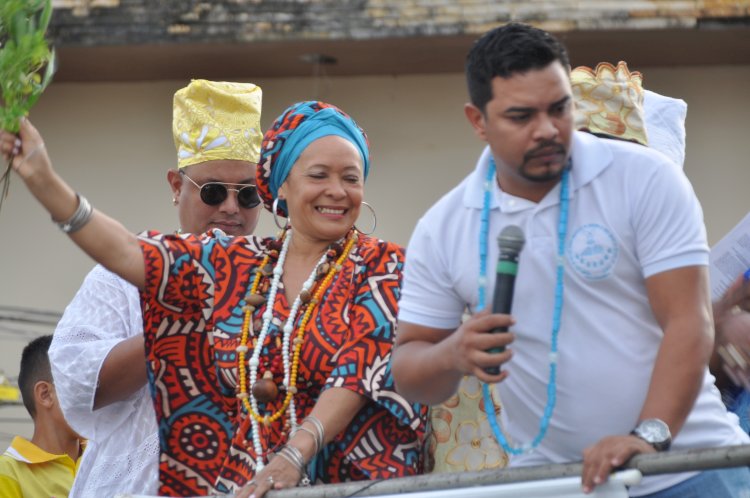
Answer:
[
  {"xmin": 639, "ymin": 420, "xmax": 669, "ymax": 441},
  {"xmin": 634, "ymin": 418, "xmax": 671, "ymax": 451}
]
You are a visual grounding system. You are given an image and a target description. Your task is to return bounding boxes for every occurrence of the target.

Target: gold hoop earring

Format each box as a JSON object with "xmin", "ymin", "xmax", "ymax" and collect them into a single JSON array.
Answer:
[
  {"xmin": 272, "ymin": 197, "xmax": 290, "ymax": 230},
  {"xmin": 356, "ymin": 201, "xmax": 377, "ymax": 235}
]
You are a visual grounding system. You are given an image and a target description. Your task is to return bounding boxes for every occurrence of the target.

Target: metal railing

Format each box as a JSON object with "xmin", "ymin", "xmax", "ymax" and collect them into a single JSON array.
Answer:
[
  {"xmin": 266, "ymin": 444, "xmax": 750, "ymax": 498},
  {"xmin": 116, "ymin": 444, "xmax": 750, "ymax": 498}
]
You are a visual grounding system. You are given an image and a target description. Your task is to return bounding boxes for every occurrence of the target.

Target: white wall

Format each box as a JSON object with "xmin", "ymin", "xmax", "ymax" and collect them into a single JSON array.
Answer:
[{"xmin": 1, "ymin": 65, "xmax": 748, "ymax": 446}]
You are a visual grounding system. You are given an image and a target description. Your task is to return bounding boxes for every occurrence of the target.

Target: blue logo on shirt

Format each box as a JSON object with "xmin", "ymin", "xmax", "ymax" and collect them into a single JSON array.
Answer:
[{"xmin": 567, "ymin": 224, "xmax": 618, "ymax": 280}]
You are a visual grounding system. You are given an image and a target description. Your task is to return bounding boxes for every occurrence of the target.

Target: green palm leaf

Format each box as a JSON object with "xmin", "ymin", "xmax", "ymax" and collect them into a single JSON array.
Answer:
[{"xmin": 0, "ymin": 0, "xmax": 56, "ymax": 213}]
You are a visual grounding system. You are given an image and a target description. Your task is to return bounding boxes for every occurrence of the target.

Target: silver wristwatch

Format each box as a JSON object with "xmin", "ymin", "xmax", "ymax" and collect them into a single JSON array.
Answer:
[{"xmin": 630, "ymin": 418, "xmax": 671, "ymax": 451}]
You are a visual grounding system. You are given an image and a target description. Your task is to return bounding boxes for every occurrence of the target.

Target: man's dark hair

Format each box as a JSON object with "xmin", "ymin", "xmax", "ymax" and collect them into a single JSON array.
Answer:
[
  {"xmin": 18, "ymin": 334, "xmax": 53, "ymax": 418},
  {"xmin": 466, "ymin": 22, "xmax": 571, "ymax": 112}
]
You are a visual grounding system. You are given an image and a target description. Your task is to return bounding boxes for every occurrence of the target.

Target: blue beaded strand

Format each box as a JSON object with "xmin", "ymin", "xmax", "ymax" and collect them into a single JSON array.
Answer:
[
  {"xmin": 476, "ymin": 163, "xmax": 496, "ymax": 310},
  {"xmin": 479, "ymin": 157, "xmax": 570, "ymax": 455}
]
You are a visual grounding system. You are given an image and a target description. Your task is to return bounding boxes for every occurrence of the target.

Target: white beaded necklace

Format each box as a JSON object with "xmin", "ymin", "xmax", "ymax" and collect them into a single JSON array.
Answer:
[{"xmin": 248, "ymin": 229, "xmax": 330, "ymax": 470}]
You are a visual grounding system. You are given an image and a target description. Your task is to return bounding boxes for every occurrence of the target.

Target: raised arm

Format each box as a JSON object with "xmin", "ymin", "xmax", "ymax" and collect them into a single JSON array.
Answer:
[{"xmin": 0, "ymin": 119, "xmax": 145, "ymax": 289}]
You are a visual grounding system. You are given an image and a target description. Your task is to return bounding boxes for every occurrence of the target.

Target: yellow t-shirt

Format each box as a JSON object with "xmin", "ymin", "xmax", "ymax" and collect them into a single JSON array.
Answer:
[{"xmin": 0, "ymin": 436, "xmax": 82, "ymax": 498}]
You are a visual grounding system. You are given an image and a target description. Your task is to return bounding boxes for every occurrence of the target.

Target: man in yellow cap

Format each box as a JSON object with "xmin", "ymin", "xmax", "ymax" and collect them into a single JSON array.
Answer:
[{"xmin": 46, "ymin": 80, "xmax": 264, "ymax": 497}]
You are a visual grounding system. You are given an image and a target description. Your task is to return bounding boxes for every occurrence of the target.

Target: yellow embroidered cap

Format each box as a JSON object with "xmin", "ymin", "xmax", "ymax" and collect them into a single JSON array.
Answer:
[
  {"xmin": 173, "ymin": 79, "xmax": 262, "ymax": 169},
  {"xmin": 571, "ymin": 61, "xmax": 648, "ymax": 146}
]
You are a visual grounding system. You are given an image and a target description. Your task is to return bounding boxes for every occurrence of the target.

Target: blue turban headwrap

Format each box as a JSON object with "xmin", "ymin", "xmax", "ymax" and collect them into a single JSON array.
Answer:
[{"xmin": 257, "ymin": 101, "xmax": 370, "ymax": 215}]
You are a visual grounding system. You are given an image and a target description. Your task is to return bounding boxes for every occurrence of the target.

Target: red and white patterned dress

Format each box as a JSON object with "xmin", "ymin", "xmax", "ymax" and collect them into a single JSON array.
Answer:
[{"xmin": 138, "ymin": 230, "xmax": 426, "ymax": 496}]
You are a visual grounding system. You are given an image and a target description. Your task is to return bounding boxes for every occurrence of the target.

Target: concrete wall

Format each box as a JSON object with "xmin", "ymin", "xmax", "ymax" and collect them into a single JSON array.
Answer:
[{"xmin": 1, "ymin": 64, "xmax": 749, "ymax": 447}]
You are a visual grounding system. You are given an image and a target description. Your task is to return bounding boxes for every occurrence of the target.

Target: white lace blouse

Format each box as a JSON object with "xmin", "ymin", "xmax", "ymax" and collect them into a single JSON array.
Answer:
[{"xmin": 49, "ymin": 265, "xmax": 159, "ymax": 497}]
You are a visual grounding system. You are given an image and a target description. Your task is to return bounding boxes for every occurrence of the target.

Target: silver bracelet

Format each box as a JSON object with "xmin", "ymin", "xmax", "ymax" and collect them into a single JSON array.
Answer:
[
  {"xmin": 275, "ymin": 445, "xmax": 311, "ymax": 486},
  {"xmin": 278, "ymin": 445, "xmax": 306, "ymax": 469},
  {"xmin": 294, "ymin": 425, "xmax": 321, "ymax": 455},
  {"xmin": 54, "ymin": 193, "xmax": 93, "ymax": 233},
  {"xmin": 303, "ymin": 415, "xmax": 325, "ymax": 448}
]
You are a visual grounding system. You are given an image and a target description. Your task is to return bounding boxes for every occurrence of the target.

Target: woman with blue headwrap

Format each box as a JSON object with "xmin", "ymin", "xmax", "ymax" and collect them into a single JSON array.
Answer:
[{"xmin": 1, "ymin": 102, "xmax": 427, "ymax": 497}]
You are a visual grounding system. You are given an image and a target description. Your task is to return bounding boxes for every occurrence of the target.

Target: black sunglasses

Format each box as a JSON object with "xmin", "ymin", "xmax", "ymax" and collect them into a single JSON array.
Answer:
[{"xmin": 180, "ymin": 171, "xmax": 261, "ymax": 209}]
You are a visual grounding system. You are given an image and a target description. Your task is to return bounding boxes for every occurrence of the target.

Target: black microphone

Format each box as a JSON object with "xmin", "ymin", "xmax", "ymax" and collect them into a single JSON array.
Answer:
[{"xmin": 485, "ymin": 225, "xmax": 525, "ymax": 375}]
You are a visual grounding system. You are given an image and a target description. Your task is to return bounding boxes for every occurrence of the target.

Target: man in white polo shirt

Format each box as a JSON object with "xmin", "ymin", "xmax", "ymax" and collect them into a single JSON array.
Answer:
[{"xmin": 391, "ymin": 23, "xmax": 750, "ymax": 497}]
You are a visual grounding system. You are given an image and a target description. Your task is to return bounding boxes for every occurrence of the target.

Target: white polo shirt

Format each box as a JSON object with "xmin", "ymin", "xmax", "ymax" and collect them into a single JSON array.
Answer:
[{"xmin": 399, "ymin": 131, "xmax": 748, "ymax": 496}]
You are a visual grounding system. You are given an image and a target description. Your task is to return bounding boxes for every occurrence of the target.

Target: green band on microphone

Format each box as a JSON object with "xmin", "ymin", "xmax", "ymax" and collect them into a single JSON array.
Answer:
[{"xmin": 497, "ymin": 260, "xmax": 518, "ymax": 275}]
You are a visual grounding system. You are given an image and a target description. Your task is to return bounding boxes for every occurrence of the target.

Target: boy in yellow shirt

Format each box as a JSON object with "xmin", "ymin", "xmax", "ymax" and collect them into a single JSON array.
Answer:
[{"xmin": 0, "ymin": 335, "xmax": 83, "ymax": 497}]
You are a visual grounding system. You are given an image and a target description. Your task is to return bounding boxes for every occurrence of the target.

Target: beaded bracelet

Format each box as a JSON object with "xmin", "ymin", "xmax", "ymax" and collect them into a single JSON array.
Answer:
[{"xmin": 54, "ymin": 193, "xmax": 93, "ymax": 233}]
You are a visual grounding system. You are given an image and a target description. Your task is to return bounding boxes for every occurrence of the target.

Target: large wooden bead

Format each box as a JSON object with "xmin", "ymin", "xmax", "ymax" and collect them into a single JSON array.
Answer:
[
  {"xmin": 261, "ymin": 263, "xmax": 274, "ymax": 277},
  {"xmin": 267, "ymin": 239, "xmax": 282, "ymax": 251},
  {"xmin": 316, "ymin": 262, "xmax": 330, "ymax": 277},
  {"xmin": 252, "ymin": 371, "xmax": 278, "ymax": 403},
  {"xmin": 246, "ymin": 293, "xmax": 266, "ymax": 307},
  {"xmin": 332, "ymin": 242, "xmax": 343, "ymax": 256},
  {"xmin": 299, "ymin": 289, "xmax": 312, "ymax": 304}
]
